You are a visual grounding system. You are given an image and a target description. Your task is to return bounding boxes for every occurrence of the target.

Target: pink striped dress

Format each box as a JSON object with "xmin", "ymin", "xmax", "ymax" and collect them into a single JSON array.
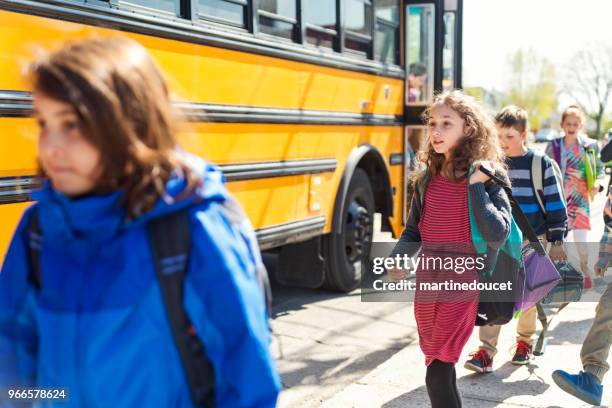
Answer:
[{"xmin": 416, "ymin": 175, "xmax": 479, "ymax": 366}]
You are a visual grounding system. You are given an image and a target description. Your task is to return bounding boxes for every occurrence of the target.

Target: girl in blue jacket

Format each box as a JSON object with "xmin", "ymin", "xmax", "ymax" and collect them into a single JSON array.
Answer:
[{"xmin": 0, "ymin": 37, "xmax": 280, "ymax": 407}]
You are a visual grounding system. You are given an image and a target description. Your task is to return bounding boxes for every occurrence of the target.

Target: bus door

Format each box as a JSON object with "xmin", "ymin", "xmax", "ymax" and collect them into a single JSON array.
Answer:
[{"xmin": 401, "ymin": 0, "xmax": 462, "ymax": 224}]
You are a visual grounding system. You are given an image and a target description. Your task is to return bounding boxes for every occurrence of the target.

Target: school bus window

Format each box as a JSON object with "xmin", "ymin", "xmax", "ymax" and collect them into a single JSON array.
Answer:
[
  {"xmin": 443, "ymin": 11, "xmax": 456, "ymax": 91},
  {"xmin": 304, "ymin": 0, "xmax": 338, "ymax": 49},
  {"xmin": 199, "ymin": 0, "xmax": 246, "ymax": 26},
  {"xmin": 406, "ymin": 4, "xmax": 435, "ymax": 104},
  {"xmin": 258, "ymin": 0, "xmax": 297, "ymax": 41},
  {"xmin": 374, "ymin": 0, "xmax": 399, "ymax": 65},
  {"xmin": 120, "ymin": 0, "xmax": 177, "ymax": 15},
  {"xmin": 343, "ymin": 0, "xmax": 373, "ymax": 57}
]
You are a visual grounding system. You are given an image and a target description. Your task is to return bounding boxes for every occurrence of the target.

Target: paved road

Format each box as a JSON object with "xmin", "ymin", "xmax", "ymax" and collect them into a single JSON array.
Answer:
[{"xmin": 269, "ymin": 174, "xmax": 611, "ymax": 407}]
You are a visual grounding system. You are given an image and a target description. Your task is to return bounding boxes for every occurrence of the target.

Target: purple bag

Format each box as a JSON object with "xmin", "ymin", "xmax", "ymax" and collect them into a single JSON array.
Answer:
[{"xmin": 515, "ymin": 240, "xmax": 561, "ymax": 314}]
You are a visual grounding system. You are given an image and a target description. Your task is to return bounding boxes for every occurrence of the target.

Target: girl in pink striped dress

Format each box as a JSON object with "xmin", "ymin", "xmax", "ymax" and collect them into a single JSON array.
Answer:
[{"xmin": 390, "ymin": 91, "xmax": 512, "ymax": 408}]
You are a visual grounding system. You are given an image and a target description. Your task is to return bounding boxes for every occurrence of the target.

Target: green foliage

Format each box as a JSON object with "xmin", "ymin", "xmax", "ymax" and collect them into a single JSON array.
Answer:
[{"xmin": 506, "ymin": 49, "xmax": 558, "ymax": 132}]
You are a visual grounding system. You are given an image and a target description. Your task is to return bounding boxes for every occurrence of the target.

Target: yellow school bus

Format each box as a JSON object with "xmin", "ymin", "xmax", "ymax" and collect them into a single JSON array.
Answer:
[{"xmin": 0, "ymin": 0, "xmax": 462, "ymax": 291}]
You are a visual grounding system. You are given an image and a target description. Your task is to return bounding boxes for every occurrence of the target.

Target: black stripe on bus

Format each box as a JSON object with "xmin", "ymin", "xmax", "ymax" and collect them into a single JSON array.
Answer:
[
  {"xmin": 0, "ymin": 1, "xmax": 405, "ymax": 79},
  {"xmin": 0, "ymin": 176, "xmax": 38, "ymax": 204},
  {"xmin": 0, "ymin": 91, "xmax": 403, "ymax": 126},
  {"xmin": 0, "ymin": 158, "xmax": 336, "ymax": 204},
  {"xmin": 0, "ymin": 91, "xmax": 32, "ymax": 117},
  {"xmin": 256, "ymin": 216, "xmax": 326, "ymax": 250},
  {"xmin": 220, "ymin": 159, "xmax": 337, "ymax": 181},
  {"xmin": 178, "ymin": 102, "xmax": 403, "ymax": 126}
]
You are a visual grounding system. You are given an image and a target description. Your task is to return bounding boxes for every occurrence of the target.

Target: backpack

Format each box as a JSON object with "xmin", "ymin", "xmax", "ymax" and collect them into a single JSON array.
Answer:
[
  {"xmin": 549, "ymin": 137, "xmax": 598, "ymax": 190},
  {"xmin": 531, "ymin": 150, "xmax": 567, "ymax": 217},
  {"xmin": 27, "ymin": 201, "xmax": 272, "ymax": 408}
]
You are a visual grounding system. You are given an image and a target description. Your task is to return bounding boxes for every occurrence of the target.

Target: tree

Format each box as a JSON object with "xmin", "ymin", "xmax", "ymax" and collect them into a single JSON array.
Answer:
[
  {"xmin": 504, "ymin": 49, "xmax": 558, "ymax": 132},
  {"xmin": 561, "ymin": 45, "xmax": 612, "ymax": 138}
]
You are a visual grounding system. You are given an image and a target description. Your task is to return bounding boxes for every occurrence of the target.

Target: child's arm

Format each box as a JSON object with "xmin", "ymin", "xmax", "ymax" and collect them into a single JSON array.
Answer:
[
  {"xmin": 542, "ymin": 156, "xmax": 568, "ymax": 242},
  {"xmin": 390, "ymin": 190, "xmax": 422, "ymax": 258},
  {"xmin": 469, "ymin": 174, "xmax": 512, "ymax": 250},
  {"xmin": 0, "ymin": 207, "xmax": 38, "ymax": 390}
]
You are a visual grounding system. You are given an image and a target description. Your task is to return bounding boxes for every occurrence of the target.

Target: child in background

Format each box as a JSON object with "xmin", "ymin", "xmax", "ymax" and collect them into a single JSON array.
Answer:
[
  {"xmin": 0, "ymin": 38, "xmax": 280, "ymax": 407},
  {"xmin": 464, "ymin": 106, "xmax": 568, "ymax": 373},
  {"xmin": 389, "ymin": 91, "xmax": 512, "ymax": 408},
  {"xmin": 546, "ymin": 105, "xmax": 605, "ymax": 288}
]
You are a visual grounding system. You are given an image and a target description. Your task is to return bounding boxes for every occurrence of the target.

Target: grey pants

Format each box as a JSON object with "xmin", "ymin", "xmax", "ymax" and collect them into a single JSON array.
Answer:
[{"xmin": 582, "ymin": 283, "xmax": 612, "ymax": 383}]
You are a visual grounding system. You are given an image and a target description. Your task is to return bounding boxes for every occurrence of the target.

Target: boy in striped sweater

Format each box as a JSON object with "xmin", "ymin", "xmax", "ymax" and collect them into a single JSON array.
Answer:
[{"xmin": 464, "ymin": 106, "xmax": 568, "ymax": 373}]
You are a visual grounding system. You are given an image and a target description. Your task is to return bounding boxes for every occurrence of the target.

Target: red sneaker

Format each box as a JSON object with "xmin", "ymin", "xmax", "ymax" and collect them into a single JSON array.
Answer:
[
  {"xmin": 511, "ymin": 341, "xmax": 532, "ymax": 365},
  {"xmin": 584, "ymin": 275, "xmax": 593, "ymax": 289},
  {"xmin": 464, "ymin": 349, "xmax": 493, "ymax": 373}
]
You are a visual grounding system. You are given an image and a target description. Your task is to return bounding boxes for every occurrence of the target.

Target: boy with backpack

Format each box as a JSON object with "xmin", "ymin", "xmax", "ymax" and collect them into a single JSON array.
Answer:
[{"xmin": 464, "ymin": 106, "xmax": 568, "ymax": 373}]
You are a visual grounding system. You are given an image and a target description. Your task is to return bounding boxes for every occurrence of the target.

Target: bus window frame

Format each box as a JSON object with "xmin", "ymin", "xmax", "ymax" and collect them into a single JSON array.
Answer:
[
  {"xmin": 403, "ymin": 125, "xmax": 427, "ymax": 224},
  {"xmin": 256, "ymin": 3, "xmax": 299, "ymax": 42},
  {"xmin": 442, "ymin": 10, "xmax": 456, "ymax": 91},
  {"xmin": 404, "ymin": 2, "xmax": 436, "ymax": 106},
  {"xmin": 374, "ymin": 0, "xmax": 400, "ymax": 65},
  {"xmin": 195, "ymin": 0, "xmax": 248, "ymax": 28},
  {"xmin": 109, "ymin": 0, "xmax": 186, "ymax": 19},
  {"xmin": 342, "ymin": 0, "xmax": 373, "ymax": 59},
  {"xmin": 302, "ymin": 0, "xmax": 340, "ymax": 51}
]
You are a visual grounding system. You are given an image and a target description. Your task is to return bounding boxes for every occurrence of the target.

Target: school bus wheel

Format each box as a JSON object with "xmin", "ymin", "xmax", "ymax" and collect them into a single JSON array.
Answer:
[{"xmin": 323, "ymin": 168, "xmax": 375, "ymax": 292}]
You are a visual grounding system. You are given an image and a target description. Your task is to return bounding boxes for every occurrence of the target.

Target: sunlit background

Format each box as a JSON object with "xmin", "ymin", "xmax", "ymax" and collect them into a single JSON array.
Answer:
[{"xmin": 463, "ymin": 0, "xmax": 612, "ymax": 137}]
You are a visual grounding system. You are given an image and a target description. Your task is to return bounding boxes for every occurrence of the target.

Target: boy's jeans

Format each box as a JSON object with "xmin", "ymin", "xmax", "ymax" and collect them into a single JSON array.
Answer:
[
  {"xmin": 478, "ymin": 306, "xmax": 537, "ymax": 357},
  {"xmin": 581, "ymin": 283, "xmax": 612, "ymax": 383}
]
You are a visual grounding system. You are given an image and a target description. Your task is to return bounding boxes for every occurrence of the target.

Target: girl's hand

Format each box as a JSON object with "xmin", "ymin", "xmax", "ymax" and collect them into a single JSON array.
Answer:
[
  {"xmin": 388, "ymin": 267, "xmax": 408, "ymax": 282},
  {"xmin": 470, "ymin": 161, "xmax": 493, "ymax": 185},
  {"xmin": 594, "ymin": 264, "xmax": 607, "ymax": 278}
]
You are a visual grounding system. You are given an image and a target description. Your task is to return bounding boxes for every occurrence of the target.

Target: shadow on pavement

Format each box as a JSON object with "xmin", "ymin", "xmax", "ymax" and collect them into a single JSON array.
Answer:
[
  {"xmin": 382, "ymin": 361, "xmax": 553, "ymax": 408},
  {"xmin": 280, "ymin": 340, "xmax": 413, "ymax": 390}
]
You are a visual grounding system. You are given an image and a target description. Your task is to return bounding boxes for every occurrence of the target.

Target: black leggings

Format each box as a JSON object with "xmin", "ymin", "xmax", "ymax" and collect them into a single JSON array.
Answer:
[{"xmin": 425, "ymin": 360, "xmax": 462, "ymax": 408}]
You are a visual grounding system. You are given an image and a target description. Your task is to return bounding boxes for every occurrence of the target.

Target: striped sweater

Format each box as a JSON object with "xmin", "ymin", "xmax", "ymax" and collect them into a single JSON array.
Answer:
[{"xmin": 506, "ymin": 149, "xmax": 568, "ymax": 241}]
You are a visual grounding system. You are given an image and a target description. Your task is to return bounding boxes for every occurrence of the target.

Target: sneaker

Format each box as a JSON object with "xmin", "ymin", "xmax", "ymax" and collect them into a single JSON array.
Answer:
[
  {"xmin": 552, "ymin": 370, "xmax": 602, "ymax": 406},
  {"xmin": 464, "ymin": 349, "xmax": 493, "ymax": 373},
  {"xmin": 511, "ymin": 341, "xmax": 532, "ymax": 365}
]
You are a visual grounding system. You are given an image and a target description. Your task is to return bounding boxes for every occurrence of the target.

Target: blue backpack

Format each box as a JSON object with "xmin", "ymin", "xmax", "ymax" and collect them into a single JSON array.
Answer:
[{"xmin": 27, "ymin": 204, "xmax": 272, "ymax": 408}]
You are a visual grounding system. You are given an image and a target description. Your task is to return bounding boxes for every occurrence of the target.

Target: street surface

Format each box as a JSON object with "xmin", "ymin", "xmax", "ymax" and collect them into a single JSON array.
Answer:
[{"xmin": 269, "ymin": 166, "xmax": 611, "ymax": 408}]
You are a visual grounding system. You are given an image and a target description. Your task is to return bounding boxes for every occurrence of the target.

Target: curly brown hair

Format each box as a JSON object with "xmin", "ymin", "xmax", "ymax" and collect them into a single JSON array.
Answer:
[
  {"xmin": 412, "ymin": 90, "xmax": 507, "ymax": 186},
  {"xmin": 28, "ymin": 37, "xmax": 200, "ymax": 218}
]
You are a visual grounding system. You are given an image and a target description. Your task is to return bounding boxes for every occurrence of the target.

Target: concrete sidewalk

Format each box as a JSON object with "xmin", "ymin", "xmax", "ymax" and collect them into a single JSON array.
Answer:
[{"xmin": 321, "ymin": 284, "xmax": 612, "ymax": 408}]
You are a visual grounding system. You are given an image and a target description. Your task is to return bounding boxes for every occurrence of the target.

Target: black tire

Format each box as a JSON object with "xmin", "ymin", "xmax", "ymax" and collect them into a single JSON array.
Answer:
[{"xmin": 323, "ymin": 168, "xmax": 375, "ymax": 292}]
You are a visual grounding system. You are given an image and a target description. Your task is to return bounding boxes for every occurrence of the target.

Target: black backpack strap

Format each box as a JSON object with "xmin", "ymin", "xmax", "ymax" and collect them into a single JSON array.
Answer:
[
  {"xmin": 27, "ymin": 208, "xmax": 43, "ymax": 290},
  {"xmin": 478, "ymin": 165, "xmax": 546, "ymax": 255},
  {"xmin": 148, "ymin": 211, "xmax": 215, "ymax": 408}
]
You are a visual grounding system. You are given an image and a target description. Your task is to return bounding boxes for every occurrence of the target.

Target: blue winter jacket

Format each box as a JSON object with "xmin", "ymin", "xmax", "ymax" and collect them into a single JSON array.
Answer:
[{"xmin": 0, "ymin": 156, "xmax": 281, "ymax": 407}]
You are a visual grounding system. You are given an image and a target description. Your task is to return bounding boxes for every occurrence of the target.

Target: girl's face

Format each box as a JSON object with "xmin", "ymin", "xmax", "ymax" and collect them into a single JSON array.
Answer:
[
  {"xmin": 428, "ymin": 103, "xmax": 466, "ymax": 158},
  {"xmin": 34, "ymin": 94, "xmax": 102, "ymax": 197},
  {"xmin": 562, "ymin": 114, "xmax": 583, "ymax": 139}
]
